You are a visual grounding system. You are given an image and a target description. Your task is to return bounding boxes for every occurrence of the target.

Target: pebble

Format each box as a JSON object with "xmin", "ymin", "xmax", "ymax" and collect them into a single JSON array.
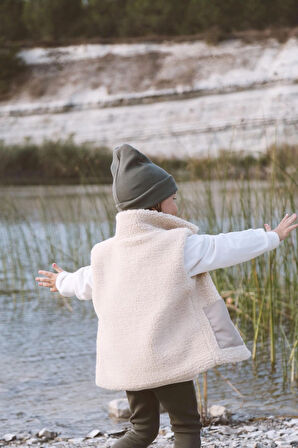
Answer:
[
  {"xmin": 3, "ymin": 434, "xmax": 16, "ymax": 442},
  {"xmin": 38, "ymin": 428, "xmax": 57, "ymax": 439},
  {"xmin": 1, "ymin": 416, "xmax": 297, "ymax": 447},
  {"xmin": 108, "ymin": 399, "xmax": 131, "ymax": 419},
  {"xmin": 283, "ymin": 419, "xmax": 298, "ymax": 427},
  {"xmin": 208, "ymin": 404, "xmax": 229, "ymax": 419},
  {"xmin": 26, "ymin": 438, "xmax": 39, "ymax": 445},
  {"xmin": 86, "ymin": 429, "xmax": 103, "ymax": 439}
]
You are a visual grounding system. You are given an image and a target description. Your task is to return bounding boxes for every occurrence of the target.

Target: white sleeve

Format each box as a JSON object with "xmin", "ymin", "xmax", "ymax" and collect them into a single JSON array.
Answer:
[
  {"xmin": 55, "ymin": 265, "xmax": 93, "ymax": 300},
  {"xmin": 184, "ymin": 229, "xmax": 280, "ymax": 277}
]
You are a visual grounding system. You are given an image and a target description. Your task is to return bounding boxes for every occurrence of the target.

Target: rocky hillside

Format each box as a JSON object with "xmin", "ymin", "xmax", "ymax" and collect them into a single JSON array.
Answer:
[{"xmin": 1, "ymin": 36, "xmax": 297, "ymax": 158}]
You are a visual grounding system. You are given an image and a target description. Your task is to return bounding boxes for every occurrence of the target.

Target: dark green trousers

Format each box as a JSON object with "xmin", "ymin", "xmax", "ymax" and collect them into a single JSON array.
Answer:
[{"xmin": 112, "ymin": 379, "xmax": 202, "ymax": 448}]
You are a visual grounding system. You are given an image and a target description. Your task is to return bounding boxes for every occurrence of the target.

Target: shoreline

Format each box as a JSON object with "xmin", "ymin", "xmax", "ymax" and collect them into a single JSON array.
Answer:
[{"xmin": 2, "ymin": 416, "xmax": 297, "ymax": 448}]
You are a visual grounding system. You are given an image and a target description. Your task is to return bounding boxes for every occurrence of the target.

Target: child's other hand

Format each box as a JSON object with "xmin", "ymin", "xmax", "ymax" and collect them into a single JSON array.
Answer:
[
  {"xmin": 264, "ymin": 213, "xmax": 297, "ymax": 241},
  {"xmin": 35, "ymin": 263, "xmax": 64, "ymax": 292}
]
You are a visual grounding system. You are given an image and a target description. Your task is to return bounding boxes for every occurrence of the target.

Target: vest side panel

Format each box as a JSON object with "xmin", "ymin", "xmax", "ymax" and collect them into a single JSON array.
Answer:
[{"xmin": 190, "ymin": 272, "xmax": 252, "ymax": 364}]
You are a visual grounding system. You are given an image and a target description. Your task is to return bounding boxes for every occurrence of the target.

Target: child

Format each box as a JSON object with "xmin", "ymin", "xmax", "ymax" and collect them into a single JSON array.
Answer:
[{"xmin": 36, "ymin": 143, "xmax": 297, "ymax": 448}]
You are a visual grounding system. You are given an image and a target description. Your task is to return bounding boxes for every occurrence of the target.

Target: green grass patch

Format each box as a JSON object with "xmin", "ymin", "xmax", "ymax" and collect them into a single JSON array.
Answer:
[{"xmin": 0, "ymin": 139, "xmax": 297, "ymax": 185}]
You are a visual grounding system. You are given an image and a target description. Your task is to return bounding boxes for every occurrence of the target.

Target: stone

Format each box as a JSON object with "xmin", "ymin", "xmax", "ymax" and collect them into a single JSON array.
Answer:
[
  {"xmin": 248, "ymin": 431, "xmax": 262, "ymax": 438},
  {"xmin": 106, "ymin": 428, "xmax": 128, "ymax": 437},
  {"xmin": 275, "ymin": 444, "xmax": 292, "ymax": 448},
  {"xmin": 27, "ymin": 437, "xmax": 40, "ymax": 444},
  {"xmin": 284, "ymin": 419, "xmax": 298, "ymax": 427},
  {"xmin": 86, "ymin": 429, "xmax": 104, "ymax": 438},
  {"xmin": 208, "ymin": 405, "xmax": 228, "ymax": 418},
  {"xmin": 88, "ymin": 439, "xmax": 105, "ymax": 444},
  {"xmin": 16, "ymin": 432, "xmax": 31, "ymax": 440},
  {"xmin": 105, "ymin": 436, "xmax": 118, "ymax": 446},
  {"xmin": 243, "ymin": 426, "xmax": 258, "ymax": 432},
  {"xmin": 3, "ymin": 434, "xmax": 16, "ymax": 442},
  {"xmin": 266, "ymin": 430, "xmax": 278, "ymax": 439},
  {"xmin": 158, "ymin": 428, "xmax": 166, "ymax": 436},
  {"xmin": 164, "ymin": 430, "xmax": 174, "ymax": 439},
  {"xmin": 216, "ymin": 425, "xmax": 236, "ymax": 435},
  {"xmin": 108, "ymin": 398, "xmax": 131, "ymax": 419},
  {"xmin": 38, "ymin": 427, "xmax": 57, "ymax": 439},
  {"xmin": 68, "ymin": 437, "xmax": 86, "ymax": 443},
  {"xmin": 208, "ymin": 404, "xmax": 230, "ymax": 424}
]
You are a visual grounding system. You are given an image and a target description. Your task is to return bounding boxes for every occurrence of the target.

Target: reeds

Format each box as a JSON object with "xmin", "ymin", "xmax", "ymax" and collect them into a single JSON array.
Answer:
[
  {"xmin": 0, "ymin": 142, "xmax": 297, "ymax": 391},
  {"xmin": 184, "ymin": 145, "xmax": 297, "ymax": 385}
]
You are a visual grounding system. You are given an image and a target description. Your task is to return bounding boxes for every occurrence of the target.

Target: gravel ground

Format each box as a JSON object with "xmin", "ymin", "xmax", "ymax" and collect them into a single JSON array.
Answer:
[{"xmin": 1, "ymin": 417, "xmax": 297, "ymax": 448}]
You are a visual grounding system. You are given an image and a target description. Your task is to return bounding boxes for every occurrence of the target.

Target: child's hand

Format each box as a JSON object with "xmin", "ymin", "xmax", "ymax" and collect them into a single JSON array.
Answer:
[
  {"xmin": 264, "ymin": 213, "xmax": 297, "ymax": 241},
  {"xmin": 35, "ymin": 263, "xmax": 64, "ymax": 292}
]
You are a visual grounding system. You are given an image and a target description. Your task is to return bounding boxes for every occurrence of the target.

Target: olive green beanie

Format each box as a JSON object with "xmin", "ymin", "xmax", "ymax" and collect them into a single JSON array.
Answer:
[{"xmin": 110, "ymin": 143, "xmax": 178, "ymax": 211}]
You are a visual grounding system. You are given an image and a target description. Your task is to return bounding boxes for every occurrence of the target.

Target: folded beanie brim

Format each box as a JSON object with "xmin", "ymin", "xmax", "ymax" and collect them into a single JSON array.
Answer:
[{"xmin": 115, "ymin": 175, "xmax": 178, "ymax": 211}]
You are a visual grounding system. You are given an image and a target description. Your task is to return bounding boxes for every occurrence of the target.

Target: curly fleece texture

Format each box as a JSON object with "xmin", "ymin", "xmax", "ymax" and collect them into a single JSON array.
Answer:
[{"xmin": 91, "ymin": 209, "xmax": 251, "ymax": 391}]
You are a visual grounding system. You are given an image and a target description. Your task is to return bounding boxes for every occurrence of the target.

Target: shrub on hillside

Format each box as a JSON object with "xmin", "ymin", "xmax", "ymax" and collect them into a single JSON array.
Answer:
[{"xmin": 0, "ymin": 46, "xmax": 28, "ymax": 99}]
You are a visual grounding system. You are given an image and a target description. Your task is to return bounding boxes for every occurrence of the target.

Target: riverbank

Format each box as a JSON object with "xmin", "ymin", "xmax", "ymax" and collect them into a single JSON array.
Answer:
[
  {"xmin": 0, "ymin": 141, "xmax": 297, "ymax": 185},
  {"xmin": 1, "ymin": 417, "xmax": 297, "ymax": 447}
]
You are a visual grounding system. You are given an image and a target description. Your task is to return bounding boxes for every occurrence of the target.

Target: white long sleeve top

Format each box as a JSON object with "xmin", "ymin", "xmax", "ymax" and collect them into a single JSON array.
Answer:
[{"xmin": 55, "ymin": 228, "xmax": 280, "ymax": 300}]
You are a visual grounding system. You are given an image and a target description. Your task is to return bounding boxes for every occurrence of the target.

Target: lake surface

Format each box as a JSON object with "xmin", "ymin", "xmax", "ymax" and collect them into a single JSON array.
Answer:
[{"xmin": 0, "ymin": 182, "xmax": 297, "ymax": 437}]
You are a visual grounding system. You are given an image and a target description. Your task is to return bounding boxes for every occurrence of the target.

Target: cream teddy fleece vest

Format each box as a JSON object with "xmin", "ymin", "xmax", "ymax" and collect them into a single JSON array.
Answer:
[{"xmin": 91, "ymin": 209, "xmax": 251, "ymax": 391}]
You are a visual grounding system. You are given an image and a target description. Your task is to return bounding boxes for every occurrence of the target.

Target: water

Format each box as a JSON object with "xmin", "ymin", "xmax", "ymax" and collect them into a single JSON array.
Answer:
[{"xmin": 0, "ymin": 183, "xmax": 297, "ymax": 437}]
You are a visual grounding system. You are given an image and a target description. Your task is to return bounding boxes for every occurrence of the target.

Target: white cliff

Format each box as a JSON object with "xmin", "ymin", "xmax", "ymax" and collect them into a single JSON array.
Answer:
[{"xmin": 0, "ymin": 37, "xmax": 297, "ymax": 157}]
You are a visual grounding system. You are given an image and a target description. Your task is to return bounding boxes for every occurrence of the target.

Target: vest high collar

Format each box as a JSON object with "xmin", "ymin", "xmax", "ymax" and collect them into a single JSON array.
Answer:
[{"xmin": 115, "ymin": 208, "xmax": 199, "ymax": 238}]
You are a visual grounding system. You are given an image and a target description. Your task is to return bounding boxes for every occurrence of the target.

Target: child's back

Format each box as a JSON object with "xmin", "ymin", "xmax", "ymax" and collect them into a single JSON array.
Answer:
[{"xmin": 91, "ymin": 208, "xmax": 252, "ymax": 391}]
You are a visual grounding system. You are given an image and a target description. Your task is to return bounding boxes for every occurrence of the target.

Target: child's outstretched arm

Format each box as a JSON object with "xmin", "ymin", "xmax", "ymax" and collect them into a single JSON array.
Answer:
[
  {"xmin": 35, "ymin": 263, "xmax": 92, "ymax": 300},
  {"xmin": 185, "ymin": 213, "xmax": 297, "ymax": 276}
]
